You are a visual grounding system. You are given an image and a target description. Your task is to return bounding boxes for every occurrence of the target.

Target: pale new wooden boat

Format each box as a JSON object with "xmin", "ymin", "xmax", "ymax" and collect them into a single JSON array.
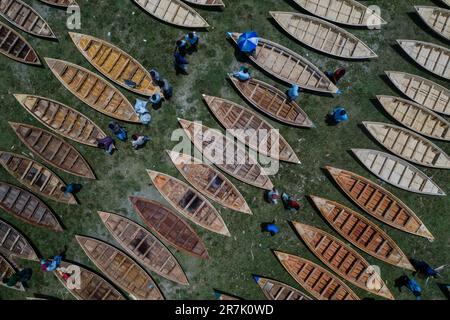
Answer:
[
  {"xmin": 292, "ymin": 0, "xmax": 386, "ymax": 27},
  {"xmin": 397, "ymin": 40, "xmax": 450, "ymax": 80},
  {"xmin": 133, "ymin": 0, "xmax": 209, "ymax": 29},
  {"xmin": 228, "ymin": 76, "xmax": 313, "ymax": 128},
  {"xmin": 363, "ymin": 121, "xmax": 450, "ymax": 170},
  {"xmin": 15, "ymin": 94, "xmax": 107, "ymax": 147},
  {"xmin": 203, "ymin": 95, "xmax": 300, "ymax": 164},
  {"xmin": 0, "ymin": 218, "xmax": 38, "ymax": 261},
  {"xmin": 310, "ymin": 196, "xmax": 416, "ymax": 270},
  {"xmin": 376, "ymin": 95, "xmax": 450, "ymax": 142},
  {"xmin": 69, "ymin": 33, "xmax": 161, "ymax": 97},
  {"xmin": 0, "ymin": 254, "xmax": 24, "ymax": 291},
  {"xmin": 183, "ymin": 0, "xmax": 224, "ymax": 8},
  {"xmin": 415, "ymin": 6, "xmax": 450, "ymax": 41},
  {"xmin": 270, "ymin": 11, "xmax": 377, "ymax": 59},
  {"xmin": 45, "ymin": 58, "xmax": 139, "ymax": 123},
  {"xmin": 130, "ymin": 196, "xmax": 209, "ymax": 259},
  {"xmin": 293, "ymin": 222, "xmax": 394, "ymax": 299},
  {"xmin": 167, "ymin": 150, "xmax": 252, "ymax": 214},
  {"xmin": 147, "ymin": 170, "xmax": 230, "ymax": 237},
  {"xmin": 75, "ymin": 236, "xmax": 164, "ymax": 300},
  {"xmin": 274, "ymin": 251, "xmax": 359, "ymax": 300},
  {"xmin": 39, "ymin": 0, "xmax": 78, "ymax": 8},
  {"xmin": 178, "ymin": 118, "xmax": 274, "ymax": 190},
  {"xmin": 214, "ymin": 290, "xmax": 240, "ymax": 300},
  {"xmin": 253, "ymin": 276, "xmax": 312, "ymax": 300},
  {"xmin": 0, "ymin": 22, "xmax": 40, "ymax": 65},
  {"xmin": 229, "ymin": 32, "xmax": 339, "ymax": 94},
  {"xmin": 325, "ymin": 166, "xmax": 434, "ymax": 241},
  {"xmin": 442, "ymin": 0, "xmax": 450, "ymax": 8},
  {"xmin": 352, "ymin": 149, "xmax": 445, "ymax": 196},
  {"xmin": 9, "ymin": 122, "xmax": 96, "ymax": 179},
  {"xmin": 0, "ymin": 0, "xmax": 56, "ymax": 39},
  {"xmin": 386, "ymin": 71, "xmax": 450, "ymax": 116},
  {"xmin": 98, "ymin": 211, "xmax": 189, "ymax": 285}
]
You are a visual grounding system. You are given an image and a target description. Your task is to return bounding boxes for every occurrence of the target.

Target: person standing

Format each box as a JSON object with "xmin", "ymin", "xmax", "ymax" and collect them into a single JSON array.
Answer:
[
  {"xmin": 286, "ymin": 84, "xmax": 300, "ymax": 102},
  {"xmin": 61, "ymin": 183, "xmax": 82, "ymax": 196},
  {"xmin": 131, "ymin": 134, "xmax": 151, "ymax": 150}
]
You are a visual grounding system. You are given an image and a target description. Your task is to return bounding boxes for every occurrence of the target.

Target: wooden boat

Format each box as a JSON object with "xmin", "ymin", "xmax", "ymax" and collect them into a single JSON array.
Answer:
[
  {"xmin": 0, "ymin": 0, "xmax": 56, "ymax": 39},
  {"xmin": 228, "ymin": 76, "xmax": 313, "ymax": 128},
  {"xmin": 98, "ymin": 211, "xmax": 189, "ymax": 285},
  {"xmin": 203, "ymin": 95, "xmax": 300, "ymax": 163},
  {"xmin": 0, "ymin": 218, "xmax": 38, "ymax": 261},
  {"xmin": 0, "ymin": 254, "xmax": 24, "ymax": 291},
  {"xmin": 228, "ymin": 33, "xmax": 339, "ymax": 94},
  {"xmin": 75, "ymin": 236, "xmax": 164, "ymax": 300},
  {"xmin": 415, "ymin": 6, "xmax": 450, "ymax": 41},
  {"xmin": 293, "ymin": 222, "xmax": 394, "ymax": 299},
  {"xmin": 133, "ymin": 0, "xmax": 209, "ymax": 29},
  {"xmin": 397, "ymin": 40, "xmax": 450, "ymax": 80},
  {"xmin": 167, "ymin": 150, "xmax": 252, "ymax": 214},
  {"xmin": 54, "ymin": 261, "xmax": 125, "ymax": 300},
  {"xmin": 270, "ymin": 11, "xmax": 377, "ymax": 59},
  {"xmin": 325, "ymin": 166, "xmax": 434, "ymax": 241},
  {"xmin": 253, "ymin": 276, "xmax": 312, "ymax": 300},
  {"xmin": 38, "ymin": 0, "xmax": 78, "ymax": 8},
  {"xmin": 45, "ymin": 58, "xmax": 139, "ymax": 123},
  {"xmin": 363, "ymin": 121, "xmax": 450, "ymax": 170},
  {"xmin": 352, "ymin": 149, "xmax": 445, "ymax": 196},
  {"xmin": 14, "ymin": 94, "xmax": 107, "ymax": 147},
  {"xmin": 310, "ymin": 196, "xmax": 416, "ymax": 270},
  {"xmin": 442, "ymin": 0, "xmax": 450, "ymax": 8},
  {"xmin": 178, "ymin": 118, "xmax": 274, "ymax": 190},
  {"xmin": 183, "ymin": 0, "xmax": 224, "ymax": 8},
  {"xmin": 214, "ymin": 290, "xmax": 240, "ymax": 300},
  {"xmin": 292, "ymin": 0, "xmax": 386, "ymax": 27},
  {"xmin": 69, "ymin": 33, "xmax": 161, "ymax": 97},
  {"xmin": 274, "ymin": 251, "xmax": 359, "ymax": 300},
  {"xmin": 147, "ymin": 170, "xmax": 230, "ymax": 237},
  {"xmin": 129, "ymin": 196, "xmax": 209, "ymax": 259},
  {"xmin": 386, "ymin": 71, "xmax": 450, "ymax": 116},
  {"xmin": 376, "ymin": 95, "xmax": 450, "ymax": 142},
  {"xmin": 9, "ymin": 122, "xmax": 96, "ymax": 179},
  {"xmin": 0, "ymin": 21, "xmax": 40, "ymax": 65}
]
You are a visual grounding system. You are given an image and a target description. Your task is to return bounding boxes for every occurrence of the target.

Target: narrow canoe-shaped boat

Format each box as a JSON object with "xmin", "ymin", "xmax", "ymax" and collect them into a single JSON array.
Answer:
[
  {"xmin": 253, "ymin": 276, "xmax": 312, "ymax": 300},
  {"xmin": 228, "ymin": 33, "xmax": 339, "ymax": 94},
  {"xmin": 98, "ymin": 211, "xmax": 189, "ymax": 286},
  {"xmin": 0, "ymin": 22, "xmax": 40, "ymax": 65},
  {"xmin": 69, "ymin": 33, "xmax": 161, "ymax": 97},
  {"xmin": 15, "ymin": 94, "xmax": 107, "ymax": 147},
  {"xmin": 363, "ymin": 121, "xmax": 450, "ymax": 169},
  {"xmin": 167, "ymin": 151, "xmax": 252, "ymax": 214},
  {"xmin": 203, "ymin": 95, "xmax": 300, "ymax": 163},
  {"xmin": 310, "ymin": 196, "xmax": 416, "ymax": 270},
  {"xmin": 147, "ymin": 170, "xmax": 230, "ymax": 237},
  {"xmin": 415, "ymin": 6, "xmax": 450, "ymax": 41},
  {"xmin": 9, "ymin": 122, "xmax": 96, "ymax": 179},
  {"xmin": 0, "ymin": 219, "xmax": 38, "ymax": 261},
  {"xmin": 183, "ymin": 0, "xmax": 224, "ymax": 8},
  {"xmin": 352, "ymin": 149, "xmax": 445, "ymax": 196},
  {"xmin": 274, "ymin": 251, "xmax": 359, "ymax": 300},
  {"xmin": 270, "ymin": 11, "xmax": 377, "ymax": 59},
  {"xmin": 39, "ymin": 0, "xmax": 78, "ymax": 8},
  {"xmin": 293, "ymin": 222, "xmax": 394, "ymax": 299},
  {"xmin": 228, "ymin": 76, "xmax": 313, "ymax": 128},
  {"xmin": 133, "ymin": 0, "xmax": 209, "ymax": 29},
  {"xmin": 325, "ymin": 166, "xmax": 434, "ymax": 241},
  {"xmin": 0, "ymin": 254, "xmax": 24, "ymax": 291},
  {"xmin": 397, "ymin": 40, "xmax": 450, "ymax": 80},
  {"xmin": 179, "ymin": 118, "xmax": 274, "ymax": 190},
  {"xmin": 376, "ymin": 95, "xmax": 450, "ymax": 142},
  {"xmin": 75, "ymin": 236, "xmax": 164, "ymax": 300},
  {"xmin": 45, "ymin": 58, "xmax": 139, "ymax": 123},
  {"xmin": 0, "ymin": 0, "xmax": 56, "ymax": 39},
  {"xmin": 130, "ymin": 196, "xmax": 209, "ymax": 259},
  {"xmin": 214, "ymin": 290, "xmax": 240, "ymax": 300}
]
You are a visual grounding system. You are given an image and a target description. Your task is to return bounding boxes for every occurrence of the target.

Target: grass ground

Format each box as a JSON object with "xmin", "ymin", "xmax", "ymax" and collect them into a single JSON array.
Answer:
[{"xmin": 0, "ymin": 0, "xmax": 448, "ymax": 300}]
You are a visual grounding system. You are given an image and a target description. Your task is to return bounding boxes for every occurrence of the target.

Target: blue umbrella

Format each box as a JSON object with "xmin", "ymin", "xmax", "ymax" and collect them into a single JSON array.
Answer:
[{"xmin": 237, "ymin": 31, "xmax": 259, "ymax": 53}]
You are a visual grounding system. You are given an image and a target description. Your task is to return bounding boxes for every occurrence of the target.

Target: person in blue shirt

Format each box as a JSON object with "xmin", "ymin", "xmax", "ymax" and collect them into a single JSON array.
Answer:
[
  {"xmin": 150, "ymin": 93, "xmax": 162, "ymax": 109},
  {"xmin": 175, "ymin": 39, "xmax": 187, "ymax": 56},
  {"xmin": 328, "ymin": 106, "xmax": 349, "ymax": 125},
  {"xmin": 233, "ymin": 66, "xmax": 251, "ymax": 82},
  {"xmin": 185, "ymin": 32, "xmax": 199, "ymax": 52},
  {"xmin": 108, "ymin": 121, "xmax": 127, "ymax": 142},
  {"xmin": 286, "ymin": 84, "xmax": 300, "ymax": 102},
  {"xmin": 61, "ymin": 183, "xmax": 82, "ymax": 196},
  {"xmin": 174, "ymin": 51, "xmax": 189, "ymax": 75},
  {"xmin": 395, "ymin": 275, "xmax": 422, "ymax": 300},
  {"xmin": 261, "ymin": 220, "xmax": 279, "ymax": 236}
]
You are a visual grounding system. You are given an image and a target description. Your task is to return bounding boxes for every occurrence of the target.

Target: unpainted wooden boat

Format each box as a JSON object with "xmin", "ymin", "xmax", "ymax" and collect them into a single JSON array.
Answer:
[
  {"xmin": 203, "ymin": 95, "xmax": 300, "ymax": 163},
  {"xmin": 45, "ymin": 58, "xmax": 139, "ymax": 123},
  {"xmin": 325, "ymin": 166, "xmax": 434, "ymax": 241},
  {"xmin": 167, "ymin": 150, "xmax": 251, "ymax": 214},
  {"xmin": 0, "ymin": 21, "xmax": 40, "ymax": 65},
  {"xmin": 270, "ymin": 11, "xmax": 377, "ymax": 59},
  {"xmin": 9, "ymin": 122, "xmax": 96, "ymax": 179},
  {"xmin": 75, "ymin": 235, "xmax": 164, "ymax": 300},
  {"xmin": 178, "ymin": 118, "xmax": 274, "ymax": 190},
  {"xmin": 15, "ymin": 94, "xmax": 107, "ymax": 147},
  {"xmin": 0, "ymin": 254, "xmax": 25, "ymax": 291},
  {"xmin": 228, "ymin": 32, "xmax": 339, "ymax": 94},
  {"xmin": 310, "ymin": 196, "xmax": 416, "ymax": 270},
  {"xmin": 183, "ymin": 0, "xmax": 224, "ymax": 8},
  {"xmin": 0, "ymin": 0, "xmax": 56, "ymax": 39},
  {"xmin": 147, "ymin": 170, "xmax": 230, "ymax": 237},
  {"xmin": 442, "ymin": 0, "xmax": 450, "ymax": 8},
  {"xmin": 253, "ymin": 276, "xmax": 312, "ymax": 300},
  {"xmin": 214, "ymin": 290, "xmax": 240, "ymax": 300},
  {"xmin": 39, "ymin": 0, "xmax": 78, "ymax": 8},
  {"xmin": 363, "ymin": 121, "xmax": 450, "ymax": 170},
  {"xmin": 376, "ymin": 95, "xmax": 450, "ymax": 142},
  {"xmin": 98, "ymin": 211, "xmax": 189, "ymax": 285},
  {"xmin": 274, "ymin": 251, "xmax": 359, "ymax": 300},
  {"xmin": 415, "ymin": 6, "xmax": 450, "ymax": 41},
  {"xmin": 0, "ymin": 218, "xmax": 38, "ymax": 261},
  {"xmin": 352, "ymin": 149, "xmax": 445, "ymax": 197}
]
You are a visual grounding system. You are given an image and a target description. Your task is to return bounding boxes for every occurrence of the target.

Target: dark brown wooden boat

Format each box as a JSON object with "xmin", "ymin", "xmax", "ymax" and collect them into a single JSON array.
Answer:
[
  {"xmin": 39, "ymin": 0, "xmax": 78, "ymax": 8},
  {"xmin": 0, "ymin": 21, "xmax": 40, "ymax": 65},
  {"xmin": 0, "ymin": 218, "xmax": 38, "ymax": 261},
  {"xmin": 214, "ymin": 290, "xmax": 241, "ymax": 300},
  {"xmin": 0, "ymin": 253, "xmax": 24, "ymax": 291},
  {"xmin": 253, "ymin": 276, "xmax": 312, "ymax": 300}
]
